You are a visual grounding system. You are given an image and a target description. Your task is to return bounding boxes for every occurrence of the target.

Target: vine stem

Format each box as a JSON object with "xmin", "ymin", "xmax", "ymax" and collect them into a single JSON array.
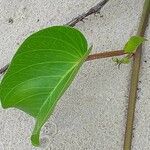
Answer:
[
  {"xmin": 123, "ymin": 0, "xmax": 150, "ymax": 150},
  {"xmin": 86, "ymin": 50, "xmax": 124, "ymax": 61},
  {"xmin": 0, "ymin": 50, "xmax": 125, "ymax": 75}
]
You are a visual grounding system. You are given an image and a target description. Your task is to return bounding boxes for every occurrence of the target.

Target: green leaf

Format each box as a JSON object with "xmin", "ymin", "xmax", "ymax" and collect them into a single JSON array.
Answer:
[
  {"xmin": 112, "ymin": 57, "xmax": 130, "ymax": 65},
  {"xmin": 124, "ymin": 36, "xmax": 146, "ymax": 53},
  {"xmin": 121, "ymin": 57, "xmax": 130, "ymax": 64},
  {"xmin": 0, "ymin": 26, "xmax": 90, "ymax": 146}
]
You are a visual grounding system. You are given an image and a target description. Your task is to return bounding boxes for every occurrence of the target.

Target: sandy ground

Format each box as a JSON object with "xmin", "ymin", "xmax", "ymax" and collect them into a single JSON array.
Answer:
[{"xmin": 0, "ymin": 0, "xmax": 150, "ymax": 149}]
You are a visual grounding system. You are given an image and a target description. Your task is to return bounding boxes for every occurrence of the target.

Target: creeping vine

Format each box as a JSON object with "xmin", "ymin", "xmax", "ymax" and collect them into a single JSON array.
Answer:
[{"xmin": 0, "ymin": 0, "xmax": 150, "ymax": 149}]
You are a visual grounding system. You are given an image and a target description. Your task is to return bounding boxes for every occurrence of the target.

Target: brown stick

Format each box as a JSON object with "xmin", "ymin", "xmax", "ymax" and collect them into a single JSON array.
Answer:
[
  {"xmin": 123, "ymin": 0, "xmax": 150, "ymax": 150},
  {"xmin": 66, "ymin": 0, "xmax": 109, "ymax": 26},
  {"xmin": 0, "ymin": 64, "xmax": 9, "ymax": 74}
]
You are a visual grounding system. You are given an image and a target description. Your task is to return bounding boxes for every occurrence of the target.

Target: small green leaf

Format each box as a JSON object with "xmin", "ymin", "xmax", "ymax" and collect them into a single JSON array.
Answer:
[
  {"xmin": 0, "ymin": 26, "xmax": 90, "ymax": 146},
  {"xmin": 112, "ymin": 57, "xmax": 120, "ymax": 63},
  {"xmin": 121, "ymin": 57, "xmax": 130, "ymax": 64},
  {"xmin": 112, "ymin": 57, "xmax": 130, "ymax": 65},
  {"xmin": 124, "ymin": 36, "xmax": 146, "ymax": 53}
]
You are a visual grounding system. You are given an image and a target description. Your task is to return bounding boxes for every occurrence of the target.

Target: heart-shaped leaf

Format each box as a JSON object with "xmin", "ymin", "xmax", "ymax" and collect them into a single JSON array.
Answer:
[{"xmin": 0, "ymin": 26, "xmax": 90, "ymax": 146}]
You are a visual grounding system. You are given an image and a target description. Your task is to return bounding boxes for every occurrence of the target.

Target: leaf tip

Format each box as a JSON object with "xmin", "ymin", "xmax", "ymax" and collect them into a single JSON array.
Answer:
[{"xmin": 31, "ymin": 132, "xmax": 40, "ymax": 147}]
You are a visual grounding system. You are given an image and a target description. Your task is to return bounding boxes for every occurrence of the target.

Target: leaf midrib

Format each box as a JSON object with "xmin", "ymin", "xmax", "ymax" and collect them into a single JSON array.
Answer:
[
  {"xmin": 35, "ymin": 49, "xmax": 90, "ymax": 132},
  {"xmin": 38, "ymin": 62, "xmax": 78, "ymax": 114}
]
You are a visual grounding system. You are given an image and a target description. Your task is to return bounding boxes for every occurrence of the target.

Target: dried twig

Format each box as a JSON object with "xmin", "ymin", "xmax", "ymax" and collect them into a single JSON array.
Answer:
[
  {"xmin": 123, "ymin": 0, "xmax": 150, "ymax": 150},
  {"xmin": 0, "ymin": 64, "xmax": 9, "ymax": 75},
  {"xmin": 66, "ymin": 0, "xmax": 109, "ymax": 26}
]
